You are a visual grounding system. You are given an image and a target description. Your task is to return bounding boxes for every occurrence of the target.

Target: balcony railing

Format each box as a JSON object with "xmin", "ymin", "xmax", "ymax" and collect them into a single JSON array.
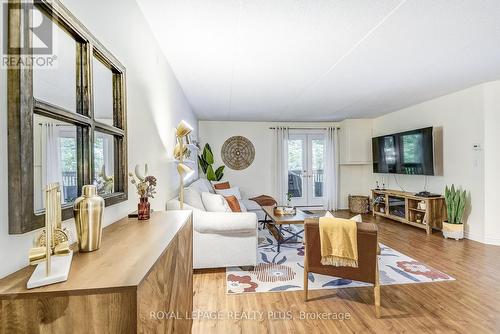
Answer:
[
  {"xmin": 288, "ymin": 169, "xmax": 324, "ymax": 198},
  {"xmin": 62, "ymin": 171, "xmax": 78, "ymax": 202}
]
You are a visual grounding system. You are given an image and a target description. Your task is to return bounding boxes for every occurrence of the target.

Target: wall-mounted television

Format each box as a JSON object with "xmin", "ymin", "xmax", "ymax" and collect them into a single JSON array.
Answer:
[{"xmin": 372, "ymin": 127, "xmax": 435, "ymax": 175}]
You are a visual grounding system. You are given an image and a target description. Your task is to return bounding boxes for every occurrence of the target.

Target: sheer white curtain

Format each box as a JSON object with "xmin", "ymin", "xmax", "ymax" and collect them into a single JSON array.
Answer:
[
  {"xmin": 274, "ymin": 126, "xmax": 289, "ymax": 206},
  {"xmin": 42, "ymin": 124, "xmax": 63, "ymax": 201},
  {"xmin": 324, "ymin": 127, "xmax": 339, "ymax": 211}
]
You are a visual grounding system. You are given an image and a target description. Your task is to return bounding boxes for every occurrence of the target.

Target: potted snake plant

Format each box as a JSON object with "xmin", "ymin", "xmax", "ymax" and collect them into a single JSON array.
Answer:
[{"xmin": 443, "ymin": 185, "xmax": 467, "ymax": 240}]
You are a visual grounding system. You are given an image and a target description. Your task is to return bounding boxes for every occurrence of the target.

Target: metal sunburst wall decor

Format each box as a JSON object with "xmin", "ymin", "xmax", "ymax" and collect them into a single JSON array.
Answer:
[{"xmin": 221, "ymin": 136, "xmax": 255, "ymax": 170}]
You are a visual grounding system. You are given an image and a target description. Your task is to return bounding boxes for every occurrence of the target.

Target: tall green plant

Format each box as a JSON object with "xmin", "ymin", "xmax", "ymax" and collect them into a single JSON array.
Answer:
[
  {"xmin": 444, "ymin": 184, "xmax": 467, "ymax": 224},
  {"xmin": 198, "ymin": 144, "xmax": 225, "ymax": 181}
]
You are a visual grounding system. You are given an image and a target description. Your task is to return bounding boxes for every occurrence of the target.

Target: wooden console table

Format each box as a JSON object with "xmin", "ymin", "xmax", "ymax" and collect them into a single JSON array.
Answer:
[
  {"xmin": 371, "ymin": 189, "xmax": 446, "ymax": 234},
  {"xmin": 0, "ymin": 211, "xmax": 193, "ymax": 334}
]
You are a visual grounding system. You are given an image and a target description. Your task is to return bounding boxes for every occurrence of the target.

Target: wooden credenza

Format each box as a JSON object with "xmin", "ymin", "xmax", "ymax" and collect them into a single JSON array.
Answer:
[
  {"xmin": 372, "ymin": 189, "xmax": 447, "ymax": 234},
  {"xmin": 0, "ymin": 211, "xmax": 193, "ymax": 334}
]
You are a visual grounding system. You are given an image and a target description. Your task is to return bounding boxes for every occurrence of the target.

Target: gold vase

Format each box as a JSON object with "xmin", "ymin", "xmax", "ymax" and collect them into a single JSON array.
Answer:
[{"xmin": 73, "ymin": 185, "xmax": 104, "ymax": 252}]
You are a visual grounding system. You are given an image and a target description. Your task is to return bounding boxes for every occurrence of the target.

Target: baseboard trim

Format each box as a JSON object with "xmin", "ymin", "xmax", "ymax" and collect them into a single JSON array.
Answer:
[
  {"xmin": 464, "ymin": 231, "xmax": 485, "ymax": 244},
  {"xmin": 464, "ymin": 231, "xmax": 500, "ymax": 245},
  {"xmin": 483, "ymin": 236, "xmax": 500, "ymax": 246}
]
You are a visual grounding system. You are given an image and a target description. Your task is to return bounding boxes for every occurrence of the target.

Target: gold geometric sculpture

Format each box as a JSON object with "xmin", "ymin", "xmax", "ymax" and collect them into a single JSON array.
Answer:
[
  {"xmin": 29, "ymin": 183, "xmax": 70, "ymax": 275},
  {"xmin": 221, "ymin": 136, "xmax": 255, "ymax": 170}
]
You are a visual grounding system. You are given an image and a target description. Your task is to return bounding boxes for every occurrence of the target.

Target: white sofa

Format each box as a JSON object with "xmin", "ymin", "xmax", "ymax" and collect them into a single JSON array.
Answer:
[{"xmin": 167, "ymin": 179, "xmax": 258, "ymax": 269}]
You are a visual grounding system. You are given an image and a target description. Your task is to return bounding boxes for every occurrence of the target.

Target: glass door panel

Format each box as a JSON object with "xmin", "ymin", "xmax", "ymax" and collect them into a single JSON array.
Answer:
[
  {"xmin": 287, "ymin": 133, "xmax": 325, "ymax": 208},
  {"xmin": 288, "ymin": 135, "xmax": 307, "ymax": 206},
  {"xmin": 309, "ymin": 137, "xmax": 325, "ymax": 206}
]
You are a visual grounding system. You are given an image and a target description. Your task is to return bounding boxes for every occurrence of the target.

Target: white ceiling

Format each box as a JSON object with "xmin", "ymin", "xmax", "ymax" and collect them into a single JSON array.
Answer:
[{"xmin": 137, "ymin": 0, "xmax": 500, "ymax": 121}]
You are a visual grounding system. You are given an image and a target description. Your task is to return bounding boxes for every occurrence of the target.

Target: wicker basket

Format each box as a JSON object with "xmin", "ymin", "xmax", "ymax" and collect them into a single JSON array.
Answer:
[{"xmin": 348, "ymin": 195, "xmax": 370, "ymax": 214}]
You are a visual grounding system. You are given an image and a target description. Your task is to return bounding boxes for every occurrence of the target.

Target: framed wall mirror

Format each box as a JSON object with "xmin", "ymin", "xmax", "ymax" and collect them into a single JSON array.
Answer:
[{"xmin": 7, "ymin": 0, "xmax": 128, "ymax": 234}]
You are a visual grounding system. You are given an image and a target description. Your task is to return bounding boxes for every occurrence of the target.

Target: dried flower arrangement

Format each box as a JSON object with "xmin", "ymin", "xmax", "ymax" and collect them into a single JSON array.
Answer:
[{"xmin": 129, "ymin": 164, "xmax": 157, "ymax": 199}]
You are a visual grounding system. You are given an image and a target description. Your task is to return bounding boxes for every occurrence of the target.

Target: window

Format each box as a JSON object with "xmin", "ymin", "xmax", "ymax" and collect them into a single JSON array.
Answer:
[
  {"xmin": 32, "ymin": 14, "xmax": 77, "ymax": 112},
  {"xmin": 7, "ymin": 1, "xmax": 128, "ymax": 234}
]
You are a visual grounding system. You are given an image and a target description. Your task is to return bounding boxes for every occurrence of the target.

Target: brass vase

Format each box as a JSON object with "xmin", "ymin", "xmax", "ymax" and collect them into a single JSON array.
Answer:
[{"xmin": 73, "ymin": 185, "xmax": 104, "ymax": 252}]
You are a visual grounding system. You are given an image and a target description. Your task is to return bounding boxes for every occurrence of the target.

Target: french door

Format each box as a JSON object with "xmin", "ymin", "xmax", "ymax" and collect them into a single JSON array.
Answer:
[{"xmin": 287, "ymin": 133, "xmax": 325, "ymax": 207}]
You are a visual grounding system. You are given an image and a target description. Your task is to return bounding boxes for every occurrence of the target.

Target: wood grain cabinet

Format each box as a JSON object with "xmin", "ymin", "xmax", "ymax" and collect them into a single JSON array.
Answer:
[{"xmin": 0, "ymin": 211, "xmax": 193, "ymax": 334}]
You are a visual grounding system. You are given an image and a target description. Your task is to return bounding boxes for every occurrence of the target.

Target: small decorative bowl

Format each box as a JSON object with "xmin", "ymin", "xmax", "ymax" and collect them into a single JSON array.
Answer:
[{"xmin": 274, "ymin": 206, "xmax": 297, "ymax": 216}]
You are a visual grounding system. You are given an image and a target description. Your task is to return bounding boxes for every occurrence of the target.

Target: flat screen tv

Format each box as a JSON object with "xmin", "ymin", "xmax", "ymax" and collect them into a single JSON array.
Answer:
[{"xmin": 372, "ymin": 127, "xmax": 434, "ymax": 175}]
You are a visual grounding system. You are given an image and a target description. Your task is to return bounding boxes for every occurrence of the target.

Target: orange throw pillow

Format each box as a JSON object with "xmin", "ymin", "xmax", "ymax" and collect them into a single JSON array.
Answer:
[
  {"xmin": 214, "ymin": 181, "xmax": 231, "ymax": 190},
  {"xmin": 224, "ymin": 195, "xmax": 241, "ymax": 212}
]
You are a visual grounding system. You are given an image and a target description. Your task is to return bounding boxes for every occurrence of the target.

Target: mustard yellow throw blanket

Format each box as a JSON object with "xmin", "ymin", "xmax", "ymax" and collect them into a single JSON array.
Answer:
[{"xmin": 319, "ymin": 215, "xmax": 358, "ymax": 268}]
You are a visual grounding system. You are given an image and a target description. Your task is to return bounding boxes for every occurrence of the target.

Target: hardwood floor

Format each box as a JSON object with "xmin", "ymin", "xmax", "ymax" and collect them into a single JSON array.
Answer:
[{"xmin": 192, "ymin": 211, "xmax": 500, "ymax": 333}]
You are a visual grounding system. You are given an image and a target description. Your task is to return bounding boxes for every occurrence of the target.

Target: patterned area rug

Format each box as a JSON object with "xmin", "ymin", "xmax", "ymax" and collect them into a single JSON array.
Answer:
[{"xmin": 226, "ymin": 227, "xmax": 454, "ymax": 294}]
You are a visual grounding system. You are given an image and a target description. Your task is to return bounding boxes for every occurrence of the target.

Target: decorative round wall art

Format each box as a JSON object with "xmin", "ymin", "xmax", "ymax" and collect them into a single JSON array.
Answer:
[{"xmin": 221, "ymin": 136, "xmax": 255, "ymax": 170}]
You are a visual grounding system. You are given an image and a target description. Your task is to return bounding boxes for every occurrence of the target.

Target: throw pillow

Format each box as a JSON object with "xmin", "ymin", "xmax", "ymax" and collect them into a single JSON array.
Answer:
[
  {"xmin": 215, "ymin": 187, "xmax": 242, "ymax": 200},
  {"xmin": 239, "ymin": 200, "xmax": 248, "ymax": 212},
  {"xmin": 224, "ymin": 195, "xmax": 242, "ymax": 212},
  {"xmin": 183, "ymin": 188, "xmax": 205, "ymax": 211},
  {"xmin": 324, "ymin": 211, "xmax": 335, "ymax": 218},
  {"xmin": 213, "ymin": 181, "xmax": 231, "ymax": 190},
  {"xmin": 323, "ymin": 211, "xmax": 363, "ymax": 222},
  {"xmin": 190, "ymin": 179, "xmax": 214, "ymax": 194},
  {"xmin": 350, "ymin": 214, "xmax": 363, "ymax": 222},
  {"xmin": 201, "ymin": 192, "xmax": 231, "ymax": 212}
]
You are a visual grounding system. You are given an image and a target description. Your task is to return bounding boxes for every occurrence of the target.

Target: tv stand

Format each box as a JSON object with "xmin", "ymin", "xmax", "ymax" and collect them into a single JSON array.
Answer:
[{"xmin": 371, "ymin": 189, "xmax": 447, "ymax": 234}]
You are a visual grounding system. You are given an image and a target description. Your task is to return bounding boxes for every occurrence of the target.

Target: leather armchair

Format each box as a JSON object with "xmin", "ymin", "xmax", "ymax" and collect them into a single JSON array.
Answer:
[{"xmin": 304, "ymin": 218, "xmax": 381, "ymax": 318}]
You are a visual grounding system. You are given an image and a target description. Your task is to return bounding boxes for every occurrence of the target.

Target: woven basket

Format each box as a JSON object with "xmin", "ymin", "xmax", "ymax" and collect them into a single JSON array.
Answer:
[{"xmin": 348, "ymin": 195, "xmax": 370, "ymax": 214}]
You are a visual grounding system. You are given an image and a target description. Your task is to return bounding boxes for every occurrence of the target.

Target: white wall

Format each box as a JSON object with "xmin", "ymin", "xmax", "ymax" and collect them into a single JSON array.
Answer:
[
  {"xmin": 483, "ymin": 82, "xmax": 500, "ymax": 245},
  {"xmin": 372, "ymin": 85, "xmax": 486, "ymax": 242},
  {"xmin": 338, "ymin": 119, "xmax": 373, "ymax": 209},
  {"xmin": 339, "ymin": 164, "xmax": 373, "ymax": 209},
  {"xmin": 0, "ymin": 0, "xmax": 197, "ymax": 279}
]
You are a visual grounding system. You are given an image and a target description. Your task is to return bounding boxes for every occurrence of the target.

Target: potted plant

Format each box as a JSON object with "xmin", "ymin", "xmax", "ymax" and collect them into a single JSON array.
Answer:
[
  {"xmin": 443, "ymin": 185, "xmax": 466, "ymax": 240},
  {"xmin": 198, "ymin": 144, "xmax": 225, "ymax": 181}
]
